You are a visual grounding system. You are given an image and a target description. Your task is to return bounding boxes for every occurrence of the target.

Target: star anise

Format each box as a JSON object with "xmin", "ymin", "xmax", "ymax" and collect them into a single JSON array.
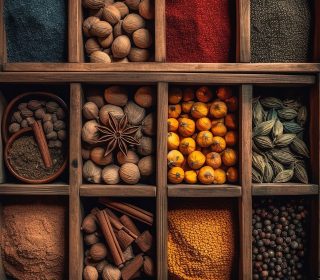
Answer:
[{"xmin": 95, "ymin": 112, "xmax": 140, "ymax": 157}]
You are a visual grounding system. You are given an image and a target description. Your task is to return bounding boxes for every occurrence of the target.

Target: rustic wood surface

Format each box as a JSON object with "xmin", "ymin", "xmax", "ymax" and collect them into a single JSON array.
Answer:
[
  {"xmin": 69, "ymin": 0, "xmax": 84, "ymax": 62},
  {"xmin": 237, "ymin": 0, "xmax": 250, "ymax": 62},
  {"xmin": 168, "ymin": 185, "xmax": 241, "ymax": 197},
  {"xmin": 252, "ymin": 184, "xmax": 319, "ymax": 196},
  {"xmin": 0, "ymin": 184, "xmax": 69, "ymax": 195}
]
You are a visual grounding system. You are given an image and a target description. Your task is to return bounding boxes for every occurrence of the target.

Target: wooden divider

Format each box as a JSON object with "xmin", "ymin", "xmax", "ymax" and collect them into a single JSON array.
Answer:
[{"xmin": 236, "ymin": 0, "xmax": 250, "ymax": 62}]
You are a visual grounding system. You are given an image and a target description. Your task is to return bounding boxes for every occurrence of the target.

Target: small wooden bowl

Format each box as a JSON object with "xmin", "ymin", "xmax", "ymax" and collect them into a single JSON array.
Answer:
[
  {"xmin": 2, "ymin": 92, "xmax": 68, "ymax": 143},
  {"xmin": 4, "ymin": 128, "xmax": 67, "ymax": 184}
]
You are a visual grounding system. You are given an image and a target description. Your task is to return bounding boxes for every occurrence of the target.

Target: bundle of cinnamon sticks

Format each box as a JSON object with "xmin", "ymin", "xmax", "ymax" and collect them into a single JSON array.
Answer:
[{"xmin": 81, "ymin": 199, "xmax": 155, "ymax": 280}]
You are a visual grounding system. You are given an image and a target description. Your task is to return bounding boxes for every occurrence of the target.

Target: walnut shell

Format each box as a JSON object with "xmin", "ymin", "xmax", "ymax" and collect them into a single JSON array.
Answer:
[
  {"xmin": 104, "ymin": 86, "xmax": 128, "ymax": 106},
  {"xmin": 83, "ymin": 101, "xmax": 99, "ymax": 120},
  {"xmin": 90, "ymin": 147, "xmax": 113, "ymax": 165},
  {"xmin": 125, "ymin": 0, "xmax": 140, "ymax": 10},
  {"xmin": 90, "ymin": 51, "xmax": 112, "ymax": 63},
  {"xmin": 102, "ymin": 5, "xmax": 121, "ymax": 25},
  {"xmin": 124, "ymin": 101, "xmax": 146, "ymax": 125},
  {"xmin": 102, "ymin": 164, "xmax": 120, "ymax": 184},
  {"xmin": 85, "ymin": 38, "xmax": 102, "ymax": 55},
  {"xmin": 134, "ymin": 86, "xmax": 155, "ymax": 108},
  {"xmin": 128, "ymin": 47, "xmax": 149, "ymax": 62},
  {"xmin": 137, "ymin": 136, "xmax": 154, "ymax": 156},
  {"xmin": 123, "ymin": 13, "xmax": 145, "ymax": 34},
  {"xmin": 83, "ymin": 16, "xmax": 100, "ymax": 37},
  {"xmin": 113, "ymin": 20, "xmax": 124, "ymax": 38},
  {"xmin": 99, "ymin": 104, "xmax": 124, "ymax": 125},
  {"xmin": 138, "ymin": 155, "xmax": 154, "ymax": 176},
  {"xmin": 90, "ymin": 243, "xmax": 108, "ymax": 261},
  {"xmin": 139, "ymin": 0, "xmax": 154, "ymax": 20},
  {"xmin": 119, "ymin": 163, "xmax": 140, "ymax": 184},
  {"xmin": 111, "ymin": 35, "xmax": 131, "ymax": 58},
  {"xmin": 117, "ymin": 150, "xmax": 139, "ymax": 165},
  {"xmin": 142, "ymin": 112, "xmax": 155, "ymax": 136},
  {"xmin": 98, "ymin": 33, "xmax": 114, "ymax": 48},
  {"xmin": 112, "ymin": 2, "xmax": 129, "ymax": 18},
  {"xmin": 83, "ymin": 265, "xmax": 99, "ymax": 280},
  {"xmin": 132, "ymin": 28, "xmax": 152, "ymax": 49},
  {"xmin": 83, "ymin": 0, "xmax": 105, "ymax": 10},
  {"xmin": 27, "ymin": 100, "xmax": 42, "ymax": 111}
]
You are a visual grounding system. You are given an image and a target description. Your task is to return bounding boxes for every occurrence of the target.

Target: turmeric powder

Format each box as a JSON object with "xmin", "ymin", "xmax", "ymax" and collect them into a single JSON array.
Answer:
[{"xmin": 168, "ymin": 199, "xmax": 237, "ymax": 280}]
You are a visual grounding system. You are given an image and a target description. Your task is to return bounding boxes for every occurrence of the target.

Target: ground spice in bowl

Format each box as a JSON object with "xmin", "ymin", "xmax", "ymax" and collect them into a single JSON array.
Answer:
[{"xmin": 8, "ymin": 135, "xmax": 64, "ymax": 180}]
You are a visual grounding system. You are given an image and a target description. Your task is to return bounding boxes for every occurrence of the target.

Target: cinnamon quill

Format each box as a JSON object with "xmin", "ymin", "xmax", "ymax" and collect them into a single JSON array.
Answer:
[{"xmin": 121, "ymin": 254, "xmax": 144, "ymax": 280}]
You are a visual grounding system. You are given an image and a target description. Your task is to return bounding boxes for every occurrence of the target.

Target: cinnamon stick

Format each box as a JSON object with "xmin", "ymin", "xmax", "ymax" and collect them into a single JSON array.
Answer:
[
  {"xmin": 99, "ymin": 198, "xmax": 154, "ymax": 226},
  {"xmin": 135, "ymin": 230, "xmax": 153, "ymax": 253},
  {"xmin": 119, "ymin": 215, "xmax": 141, "ymax": 236},
  {"xmin": 121, "ymin": 254, "xmax": 144, "ymax": 280},
  {"xmin": 31, "ymin": 121, "xmax": 52, "ymax": 168}
]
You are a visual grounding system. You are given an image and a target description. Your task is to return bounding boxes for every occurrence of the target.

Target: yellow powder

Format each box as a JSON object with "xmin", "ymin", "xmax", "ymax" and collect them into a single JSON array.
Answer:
[{"xmin": 168, "ymin": 199, "xmax": 237, "ymax": 280}]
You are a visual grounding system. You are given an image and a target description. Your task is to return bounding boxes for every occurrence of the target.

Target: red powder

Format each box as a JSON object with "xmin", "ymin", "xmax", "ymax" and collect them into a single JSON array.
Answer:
[{"xmin": 166, "ymin": 0, "xmax": 234, "ymax": 63}]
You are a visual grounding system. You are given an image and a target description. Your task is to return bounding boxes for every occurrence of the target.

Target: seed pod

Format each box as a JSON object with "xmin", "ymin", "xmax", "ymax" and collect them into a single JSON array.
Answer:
[
  {"xmin": 252, "ymin": 141, "xmax": 261, "ymax": 154},
  {"xmin": 283, "ymin": 98, "xmax": 301, "ymax": 110},
  {"xmin": 252, "ymin": 98, "xmax": 265, "ymax": 126},
  {"xmin": 294, "ymin": 162, "xmax": 308, "ymax": 184},
  {"xmin": 290, "ymin": 138, "xmax": 309, "ymax": 158},
  {"xmin": 252, "ymin": 152, "xmax": 266, "ymax": 175},
  {"xmin": 297, "ymin": 106, "xmax": 307, "ymax": 127},
  {"xmin": 273, "ymin": 169, "xmax": 294, "ymax": 183},
  {"xmin": 253, "ymin": 119, "xmax": 275, "ymax": 137},
  {"xmin": 272, "ymin": 119, "xmax": 283, "ymax": 138},
  {"xmin": 269, "ymin": 158, "xmax": 284, "ymax": 175},
  {"xmin": 270, "ymin": 149, "xmax": 296, "ymax": 165},
  {"xmin": 260, "ymin": 97, "xmax": 283, "ymax": 109},
  {"xmin": 282, "ymin": 122, "xmax": 304, "ymax": 134},
  {"xmin": 266, "ymin": 108, "xmax": 277, "ymax": 121},
  {"xmin": 277, "ymin": 108, "xmax": 298, "ymax": 120},
  {"xmin": 254, "ymin": 136, "xmax": 274, "ymax": 150},
  {"xmin": 263, "ymin": 161, "xmax": 274, "ymax": 183},
  {"xmin": 274, "ymin": 134, "xmax": 296, "ymax": 148},
  {"xmin": 252, "ymin": 168, "xmax": 263, "ymax": 183}
]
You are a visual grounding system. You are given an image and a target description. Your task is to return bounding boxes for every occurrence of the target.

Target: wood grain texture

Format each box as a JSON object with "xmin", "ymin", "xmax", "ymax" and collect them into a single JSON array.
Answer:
[
  {"xmin": 0, "ymin": 0, "xmax": 6, "ymax": 68},
  {"xmin": 168, "ymin": 185, "xmax": 242, "ymax": 197},
  {"xmin": 0, "ymin": 184, "xmax": 69, "ymax": 195},
  {"xmin": 80, "ymin": 184, "xmax": 156, "ymax": 197},
  {"xmin": 252, "ymin": 184, "xmax": 319, "ymax": 196},
  {"xmin": 314, "ymin": 1, "xmax": 320, "ymax": 62},
  {"xmin": 237, "ymin": 0, "xmax": 250, "ymax": 62},
  {"xmin": 239, "ymin": 85, "xmax": 252, "ymax": 280},
  {"xmin": 69, "ymin": 83, "xmax": 83, "ymax": 280},
  {"xmin": 156, "ymin": 82, "xmax": 168, "ymax": 280},
  {"xmin": 155, "ymin": 0, "xmax": 166, "ymax": 62}
]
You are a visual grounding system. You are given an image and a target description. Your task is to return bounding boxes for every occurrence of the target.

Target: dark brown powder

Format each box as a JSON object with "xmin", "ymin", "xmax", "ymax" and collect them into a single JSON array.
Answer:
[{"xmin": 8, "ymin": 136, "xmax": 64, "ymax": 180}]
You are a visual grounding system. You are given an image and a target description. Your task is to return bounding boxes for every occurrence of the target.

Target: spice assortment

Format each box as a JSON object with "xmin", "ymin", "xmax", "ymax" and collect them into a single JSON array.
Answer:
[
  {"xmin": 82, "ymin": 86, "xmax": 156, "ymax": 185},
  {"xmin": 253, "ymin": 199, "xmax": 309, "ymax": 279},
  {"xmin": 252, "ymin": 95, "xmax": 310, "ymax": 183},
  {"xmin": 167, "ymin": 86, "xmax": 239, "ymax": 184},
  {"xmin": 82, "ymin": 199, "xmax": 155, "ymax": 280},
  {"xmin": 82, "ymin": 0, "xmax": 154, "ymax": 63}
]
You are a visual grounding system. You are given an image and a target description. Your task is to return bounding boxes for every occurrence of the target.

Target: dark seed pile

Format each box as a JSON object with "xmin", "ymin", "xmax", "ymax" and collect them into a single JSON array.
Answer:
[
  {"xmin": 251, "ymin": 0, "xmax": 313, "ymax": 62},
  {"xmin": 253, "ymin": 199, "xmax": 309, "ymax": 280},
  {"xmin": 8, "ymin": 136, "xmax": 64, "ymax": 180}
]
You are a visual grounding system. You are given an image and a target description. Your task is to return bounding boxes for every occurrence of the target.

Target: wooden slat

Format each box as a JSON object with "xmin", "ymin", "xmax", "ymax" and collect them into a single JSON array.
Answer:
[
  {"xmin": 237, "ymin": 0, "xmax": 250, "ymax": 62},
  {"xmin": 155, "ymin": 0, "xmax": 166, "ymax": 62},
  {"xmin": 68, "ymin": 0, "xmax": 83, "ymax": 62},
  {"xmin": 156, "ymin": 82, "xmax": 168, "ymax": 280},
  {"xmin": 80, "ymin": 184, "xmax": 156, "ymax": 197},
  {"xmin": 0, "ymin": 0, "xmax": 6, "ymax": 68},
  {"xmin": 314, "ymin": 0, "xmax": 320, "ymax": 62},
  {"xmin": 168, "ymin": 185, "xmax": 241, "ymax": 197},
  {"xmin": 252, "ymin": 184, "xmax": 319, "ymax": 196},
  {"xmin": 0, "ymin": 72, "xmax": 315, "ymax": 85},
  {"xmin": 3, "ymin": 63, "xmax": 320, "ymax": 73},
  {"xmin": 69, "ymin": 83, "xmax": 83, "ymax": 280},
  {"xmin": 0, "ymin": 184, "xmax": 69, "ymax": 195},
  {"xmin": 239, "ymin": 85, "xmax": 252, "ymax": 280}
]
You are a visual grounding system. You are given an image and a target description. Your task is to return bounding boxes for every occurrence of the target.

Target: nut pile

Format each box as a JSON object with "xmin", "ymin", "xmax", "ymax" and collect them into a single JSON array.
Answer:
[
  {"xmin": 253, "ymin": 199, "xmax": 309, "ymax": 279},
  {"xmin": 9, "ymin": 99, "xmax": 67, "ymax": 148},
  {"xmin": 82, "ymin": 86, "xmax": 156, "ymax": 185},
  {"xmin": 167, "ymin": 86, "xmax": 239, "ymax": 184},
  {"xmin": 83, "ymin": 0, "xmax": 154, "ymax": 63},
  {"xmin": 252, "ymin": 96, "xmax": 310, "ymax": 183}
]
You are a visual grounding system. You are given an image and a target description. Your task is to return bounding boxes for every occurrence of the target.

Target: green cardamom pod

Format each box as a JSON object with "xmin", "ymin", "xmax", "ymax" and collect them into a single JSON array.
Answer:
[
  {"xmin": 277, "ymin": 108, "xmax": 298, "ymax": 120},
  {"xmin": 269, "ymin": 158, "xmax": 284, "ymax": 175},
  {"xmin": 252, "ymin": 98, "xmax": 265, "ymax": 126},
  {"xmin": 270, "ymin": 149, "xmax": 296, "ymax": 165},
  {"xmin": 273, "ymin": 134, "xmax": 296, "ymax": 148},
  {"xmin": 267, "ymin": 109, "xmax": 278, "ymax": 121},
  {"xmin": 297, "ymin": 106, "xmax": 307, "ymax": 127},
  {"xmin": 283, "ymin": 122, "xmax": 304, "ymax": 134},
  {"xmin": 252, "ymin": 141, "xmax": 261, "ymax": 154},
  {"xmin": 252, "ymin": 152, "xmax": 266, "ymax": 175},
  {"xmin": 260, "ymin": 97, "xmax": 283, "ymax": 109},
  {"xmin": 282, "ymin": 99, "xmax": 301, "ymax": 110},
  {"xmin": 290, "ymin": 137, "xmax": 310, "ymax": 158},
  {"xmin": 254, "ymin": 136, "xmax": 274, "ymax": 150},
  {"xmin": 272, "ymin": 119, "xmax": 284, "ymax": 139},
  {"xmin": 273, "ymin": 169, "xmax": 294, "ymax": 183},
  {"xmin": 294, "ymin": 162, "xmax": 308, "ymax": 184},
  {"xmin": 252, "ymin": 167, "xmax": 263, "ymax": 183},
  {"xmin": 253, "ymin": 119, "xmax": 275, "ymax": 137},
  {"xmin": 263, "ymin": 161, "xmax": 274, "ymax": 183}
]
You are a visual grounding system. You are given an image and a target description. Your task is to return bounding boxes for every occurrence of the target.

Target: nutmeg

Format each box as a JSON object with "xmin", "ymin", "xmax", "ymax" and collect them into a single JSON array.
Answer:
[
  {"xmin": 104, "ymin": 85, "xmax": 128, "ymax": 106},
  {"xmin": 12, "ymin": 111, "xmax": 23, "ymax": 123},
  {"xmin": 111, "ymin": 35, "xmax": 131, "ymax": 58},
  {"xmin": 102, "ymin": 164, "xmax": 120, "ymax": 184},
  {"xmin": 124, "ymin": 101, "xmax": 146, "ymax": 125},
  {"xmin": 34, "ymin": 108, "xmax": 46, "ymax": 119},
  {"xmin": 98, "ymin": 33, "xmax": 114, "ymax": 48},
  {"xmin": 27, "ymin": 100, "xmax": 42, "ymax": 111},
  {"xmin": 83, "ymin": 16, "xmax": 101, "ymax": 37},
  {"xmin": 83, "ymin": 101, "xmax": 99, "ymax": 120},
  {"xmin": 83, "ymin": 160, "xmax": 102, "ymax": 183},
  {"xmin": 82, "ymin": 213, "xmax": 98, "ymax": 233},
  {"xmin": 132, "ymin": 28, "xmax": 152, "ymax": 49},
  {"xmin": 84, "ymin": 233, "xmax": 100, "ymax": 246},
  {"xmin": 83, "ymin": 265, "xmax": 99, "ymax": 280},
  {"xmin": 102, "ymin": 264, "xmax": 121, "ymax": 280},
  {"xmin": 90, "ymin": 147, "xmax": 113, "ymax": 165},
  {"xmin": 83, "ymin": 0, "xmax": 105, "ymax": 10},
  {"xmin": 138, "ymin": 155, "xmax": 154, "ymax": 176},
  {"xmin": 137, "ymin": 136, "xmax": 154, "ymax": 156},
  {"xmin": 46, "ymin": 101, "xmax": 59, "ymax": 113},
  {"xmin": 128, "ymin": 47, "xmax": 149, "ymax": 62},
  {"xmin": 90, "ymin": 51, "xmax": 112, "ymax": 63},
  {"xmin": 117, "ymin": 150, "xmax": 139, "ymax": 165},
  {"xmin": 90, "ymin": 243, "xmax": 108, "ymax": 261},
  {"xmin": 102, "ymin": 5, "xmax": 121, "ymax": 25},
  {"xmin": 139, "ymin": 0, "xmax": 154, "ymax": 20},
  {"xmin": 123, "ymin": 13, "xmax": 145, "ymax": 34},
  {"xmin": 85, "ymin": 38, "xmax": 102, "ymax": 55},
  {"xmin": 91, "ymin": 21, "xmax": 113, "ymax": 37},
  {"xmin": 142, "ymin": 112, "xmax": 155, "ymax": 136},
  {"xmin": 82, "ymin": 120, "xmax": 99, "ymax": 144},
  {"xmin": 125, "ymin": 0, "xmax": 140, "ymax": 10},
  {"xmin": 143, "ymin": 256, "xmax": 154, "ymax": 277},
  {"xmin": 87, "ymin": 88, "xmax": 105, "ymax": 108},
  {"xmin": 99, "ymin": 104, "xmax": 124, "ymax": 125},
  {"xmin": 119, "ymin": 163, "xmax": 140, "ymax": 184},
  {"xmin": 112, "ymin": 2, "xmax": 129, "ymax": 18},
  {"xmin": 8, "ymin": 123, "xmax": 20, "ymax": 134},
  {"xmin": 113, "ymin": 20, "xmax": 123, "ymax": 38},
  {"xmin": 134, "ymin": 86, "xmax": 155, "ymax": 108}
]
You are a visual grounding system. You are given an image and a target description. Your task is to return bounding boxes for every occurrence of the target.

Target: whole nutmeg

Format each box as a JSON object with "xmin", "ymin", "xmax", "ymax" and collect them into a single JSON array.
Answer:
[
  {"xmin": 90, "ymin": 51, "xmax": 112, "ymax": 63},
  {"xmin": 111, "ymin": 35, "xmax": 131, "ymax": 59},
  {"xmin": 133, "ymin": 28, "xmax": 152, "ymax": 49},
  {"xmin": 104, "ymin": 86, "xmax": 128, "ymax": 106},
  {"xmin": 43, "ymin": 113, "xmax": 52, "ymax": 122},
  {"xmin": 20, "ymin": 119, "xmax": 28, "ymax": 128},
  {"xmin": 113, "ymin": 20, "xmax": 123, "ymax": 38},
  {"xmin": 46, "ymin": 101, "xmax": 59, "ymax": 113},
  {"xmin": 8, "ymin": 123, "xmax": 20, "ymax": 134},
  {"xmin": 58, "ymin": 130, "xmax": 67, "ymax": 141},
  {"xmin": 102, "ymin": 264, "xmax": 121, "ymax": 280},
  {"xmin": 34, "ymin": 108, "xmax": 46, "ymax": 119},
  {"xmin": 82, "ymin": 120, "xmax": 99, "ymax": 144},
  {"xmin": 99, "ymin": 104, "xmax": 124, "ymax": 125},
  {"xmin": 117, "ymin": 150, "xmax": 139, "ymax": 165},
  {"xmin": 138, "ymin": 155, "xmax": 154, "ymax": 176},
  {"xmin": 88, "ymin": 7, "xmax": 104, "ymax": 19},
  {"xmin": 124, "ymin": 101, "xmax": 146, "ymax": 125},
  {"xmin": 83, "ymin": 160, "xmax": 102, "ymax": 183},
  {"xmin": 83, "ymin": 265, "xmax": 99, "ymax": 280},
  {"xmin": 112, "ymin": 2, "xmax": 129, "ymax": 18},
  {"xmin": 98, "ymin": 33, "xmax": 114, "ymax": 48},
  {"xmin": 53, "ymin": 120, "xmax": 66, "ymax": 131},
  {"xmin": 85, "ymin": 38, "xmax": 102, "ymax": 55},
  {"xmin": 102, "ymin": 164, "xmax": 120, "ymax": 184},
  {"xmin": 12, "ymin": 111, "xmax": 23, "ymax": 123},
  {"xmin": 83, "ymin": 101, "xmax": 99, "ymax": 120},
  {"xmin": 56, "ymin": 107, "xmax": 65, "ymax": 120},
  {"xmin": 83, "ymin": 16, "xmax": 100, "ymax": 37},
  {"xmin": 81, "ymin": 213, "xmax": 98, "ymax": 233},
  {"xmin": 83, "ymin": 0, "xmax": 105, "ymax": 10},
  {"xmin": 143, "ymin": 256, "xmax": 154, "ymax": 277},
  {"xmin": 125, "ymin": 0, "xmax": 140, "ymax": 10},
  {"xmin": 46, "ymin": 131, "xmax": 58, "ymax": 140},
  {"xmin": 139, "ymin": 0, "xmax": 155, "ymax": 20},
  {"xmin": 123, "ymin": 13, "xmax": 145, "ymax": 34},
  {"xmin": 119, "ymin": 163, "xmax": 140, "ymax": 184},
  {"xmin": 128, "ymin": 47, "xmax": 149, "ymax": 62},
  {"xmin": 137, "ymin": 136, "xmax": 154, "ymax": 156},
  {"xmin": 90, "ymin": 147, "xmax": 113, "ymax": 165},
  {"xmin": 91, "ymin": 21, "xmax": 113, "ymax": 37},
  {"xmin": 102, "ymin": 5, "xmax": 121, "ymax": 25},
  {"xmin": 90, "ymin": 243, "xmax": 108, "ymax": 261},
  {"xmin": 43, "ymin": 121, "xmax": 53, "ymax": 134},
  {"xmin": 20, "ymin": 108, "xmax": 33, "ymax": 118},
  {"xmin": 87, "ymin": 88, "xmax": 105, "ymax": 108},
  {"xmin": 134, "ymin": 86, "xmax": 155, "ymax": 108},
  {"xmin": 142, "ymin": 112, "xmax": 155, "ymax": 136},
  {"xmin": 85, "ymin": 233, "xmax": 100, "ymax": 246},
  {"xmin": 27, "ymin": 100, "xmax": 42, "ymax": 111}
]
